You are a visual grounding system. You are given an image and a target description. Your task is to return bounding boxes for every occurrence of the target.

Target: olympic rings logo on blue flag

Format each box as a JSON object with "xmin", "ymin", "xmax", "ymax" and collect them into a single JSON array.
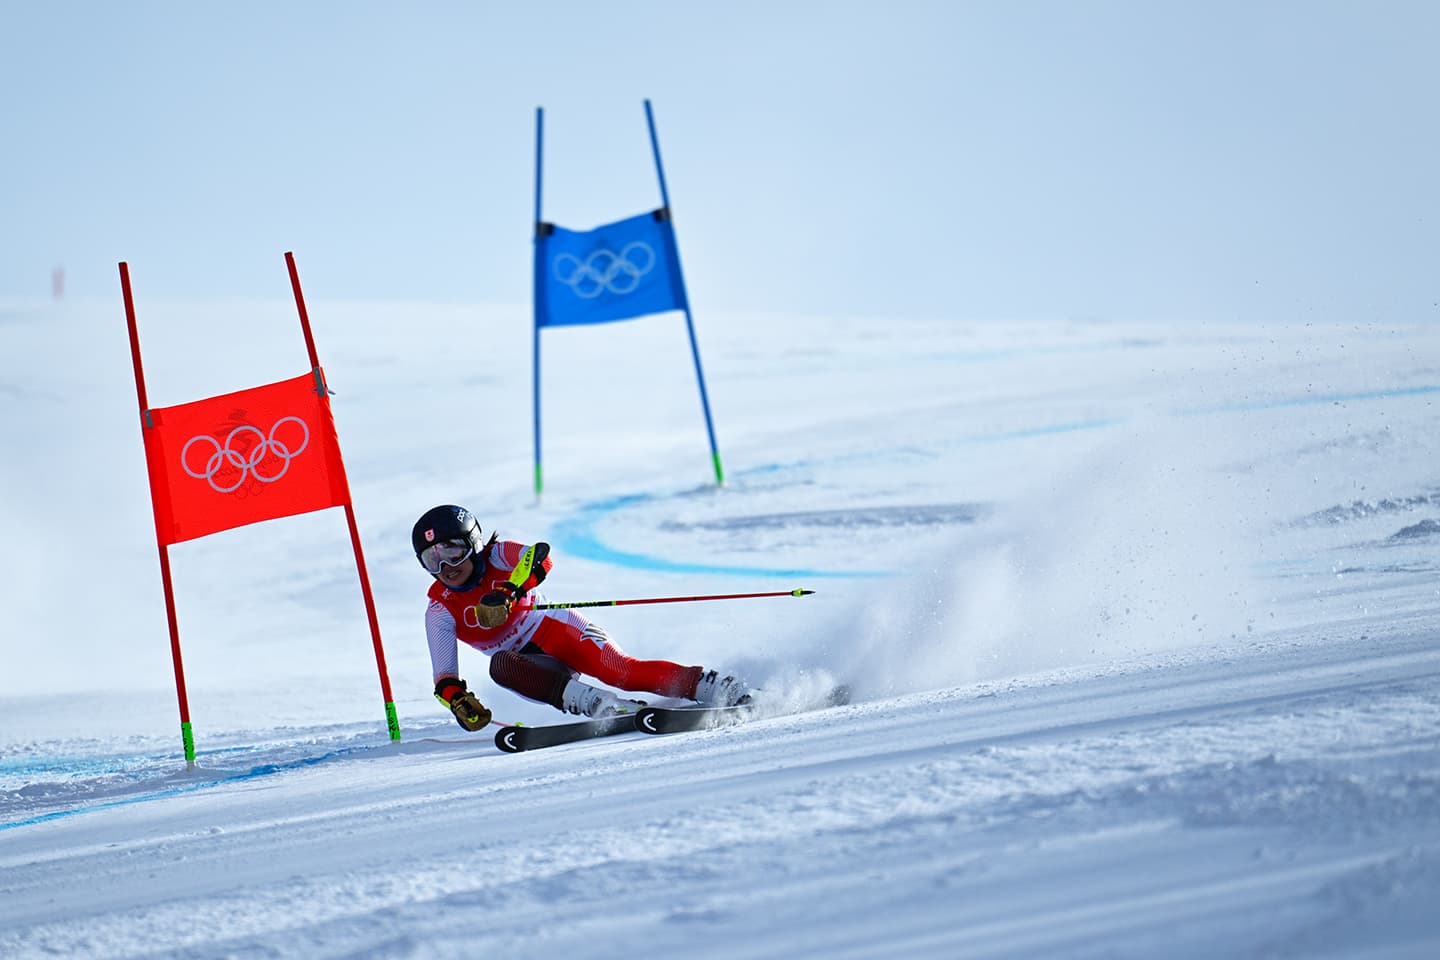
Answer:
[
  {"xmin": 536, "ymin": 210, "xmax": 684, "ymax": 327},
  {"xmin": 552, "ymin": 242, "xmax": 656, "ymax": 298}
]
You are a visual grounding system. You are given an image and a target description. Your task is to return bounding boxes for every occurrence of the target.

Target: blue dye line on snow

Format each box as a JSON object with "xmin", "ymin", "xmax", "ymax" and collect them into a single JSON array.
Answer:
[
  {"xmin": 1184, "ymin": 383, "xmax": 1440, "ymax": 415},
  {"xmin": 955, "ymin": 417, "xmax": 1126, "ymax": 443},
  {"xmin": 0, "ymin": 740, "xmax": 269, "ymax": 781},
  {"xmin": 551, "ymin": 493, "xmax": 891, "ymax": 579},
  {"xmin": 548, "ymin": 385, "xmax": 1439, "ymax": 580},
  {"xmin": 0, "ymin": 746, "xmax": 368, "ymax": 832},
  {"xmin": 549, "ymin": 418, "xmax": 1124, "ymax": 580}
]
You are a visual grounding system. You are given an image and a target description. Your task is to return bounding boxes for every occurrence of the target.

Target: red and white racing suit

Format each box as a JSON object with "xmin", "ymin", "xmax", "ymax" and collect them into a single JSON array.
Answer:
[{"xmin": 425, "ymin": 540, "xmax": 701, "ymax": 703}]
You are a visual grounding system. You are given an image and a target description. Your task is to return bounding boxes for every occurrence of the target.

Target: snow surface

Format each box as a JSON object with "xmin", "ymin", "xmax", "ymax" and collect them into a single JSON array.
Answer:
[{"xmin": 2, "ymin": 298, "xmax": 1439, "ymax": 958}]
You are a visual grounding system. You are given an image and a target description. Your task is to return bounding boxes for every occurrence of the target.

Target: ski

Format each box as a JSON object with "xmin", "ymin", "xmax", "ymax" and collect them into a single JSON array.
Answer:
[
  {"xmin": 637, "ymin": 685, "xmax": 852, "ymax": 736},
  {"xmin": 493, "ymin": 714, "xmax": 639, "ymax": 753},
  {"xmin": 495, "ymin": 686, "xmax": 851, "ymax": 749},
  {"xmin": 637, "ymin": 703, "xmax": 753, "ymax": 734}
]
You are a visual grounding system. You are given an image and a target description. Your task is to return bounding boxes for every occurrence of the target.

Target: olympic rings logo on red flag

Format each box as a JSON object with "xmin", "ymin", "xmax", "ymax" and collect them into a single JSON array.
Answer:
[
  {"xmin": 141, "ymin": 372, "xmax": 349, "ymax": 545},
  {"xmin": 180, "ymin": 417, "xmax": 311, "ymax": 493}
]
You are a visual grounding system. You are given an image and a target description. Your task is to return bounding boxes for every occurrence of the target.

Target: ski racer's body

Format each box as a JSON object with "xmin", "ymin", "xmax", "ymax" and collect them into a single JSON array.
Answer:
[{"xmin": 414, "ymin": 504, "xmax": 753, "ymax": 731}]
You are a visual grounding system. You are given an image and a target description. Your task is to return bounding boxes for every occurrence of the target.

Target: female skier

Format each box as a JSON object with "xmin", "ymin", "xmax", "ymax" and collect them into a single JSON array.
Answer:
[{"xmin": 413, "ymin": 504, "xmax": 754, "ymax": 731}]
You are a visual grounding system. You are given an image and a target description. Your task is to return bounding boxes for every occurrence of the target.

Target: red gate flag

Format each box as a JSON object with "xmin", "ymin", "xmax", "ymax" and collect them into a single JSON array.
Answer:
[{"xmin": 142, "ymin": 371, "xmax": 350, "ymax": 545}]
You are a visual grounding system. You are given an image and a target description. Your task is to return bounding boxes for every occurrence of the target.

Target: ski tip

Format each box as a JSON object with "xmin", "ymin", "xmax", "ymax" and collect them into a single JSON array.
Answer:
[
  {"xmin": 495, "ymin": 727, "xmax": 523, "ymax": 753},
  {"xmin": 792, "ymin": 588, "xmax": 815, "ymax": 597}
]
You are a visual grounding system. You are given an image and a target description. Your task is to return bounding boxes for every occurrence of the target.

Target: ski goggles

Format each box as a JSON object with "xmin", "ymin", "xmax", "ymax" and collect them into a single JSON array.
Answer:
[{"xmin": 419, "ymin": 540, "xmax": 473, "ymax": 575}]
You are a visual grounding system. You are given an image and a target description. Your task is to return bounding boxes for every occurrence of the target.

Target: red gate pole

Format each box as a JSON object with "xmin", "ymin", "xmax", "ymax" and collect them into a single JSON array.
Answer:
[
  {"xmin": 119, "ymin": 262, "xmax": 198, "ymax": 768},
  {"xmin": 284, "ymin": 252, "xmax": 401, "ymax": 741}
]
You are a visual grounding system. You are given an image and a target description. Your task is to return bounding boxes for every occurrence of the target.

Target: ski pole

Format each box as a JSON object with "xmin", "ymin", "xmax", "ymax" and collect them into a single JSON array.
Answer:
[{"xmin": 530, "ymin": 588, "xmax": 814, "ymax": 611}]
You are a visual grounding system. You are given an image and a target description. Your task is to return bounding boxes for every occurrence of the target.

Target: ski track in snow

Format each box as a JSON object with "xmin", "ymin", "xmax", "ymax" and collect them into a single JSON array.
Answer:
[{"xmin": 2, "ymin": 629, "xmax": 1437, "ymax": 959}]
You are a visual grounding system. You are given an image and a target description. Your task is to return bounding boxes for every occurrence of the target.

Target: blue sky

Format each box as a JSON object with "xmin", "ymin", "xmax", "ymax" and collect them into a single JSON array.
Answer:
[{"xmin": 2, "ymin": 1, "xmax": 1436, "ymax": 324}]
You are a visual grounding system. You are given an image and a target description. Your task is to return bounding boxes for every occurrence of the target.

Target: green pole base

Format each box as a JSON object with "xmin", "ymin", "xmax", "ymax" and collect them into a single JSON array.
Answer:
[
  {"xmin": 180, "ymin": 720, "xmax": 196, "ymax": 767},
  {"xmin": 384, "ymin": 700, "xmax": 401, "ymax": 741}
]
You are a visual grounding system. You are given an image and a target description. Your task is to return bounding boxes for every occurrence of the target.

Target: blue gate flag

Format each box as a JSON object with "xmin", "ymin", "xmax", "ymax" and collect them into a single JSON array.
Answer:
[
  {"xmin": 530, "ymin": 100, "xmax": 724, "ymax": 496},
  {"xmin": 536, "ymin": 209, "xmax": 687, "ymax": 328}
]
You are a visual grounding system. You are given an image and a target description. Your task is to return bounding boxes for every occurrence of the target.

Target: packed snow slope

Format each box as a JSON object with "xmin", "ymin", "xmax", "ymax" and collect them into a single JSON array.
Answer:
[{"xmin": 2, "ymin": 298, "xmax": 1438, "ymax": 958}]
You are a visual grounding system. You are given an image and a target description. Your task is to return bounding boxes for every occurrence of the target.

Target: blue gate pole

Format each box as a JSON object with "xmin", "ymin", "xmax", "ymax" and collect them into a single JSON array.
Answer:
[
  {"xmin": 532, "ymin": 106, "xmax": 545, "ymax": 497},
  {"xmin": 643, "ymin": 99, "xmax": 724, "ymax": 486}
]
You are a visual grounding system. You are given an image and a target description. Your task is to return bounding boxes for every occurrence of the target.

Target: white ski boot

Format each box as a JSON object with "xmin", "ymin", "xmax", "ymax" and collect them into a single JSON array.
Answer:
[
  {"xmin": 560, "ymin": 678, "xmax": 646, "ymax": 718},
  {"xmin": 692, "ymin": 670, "xmax": 755, "ymax": 707}
]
